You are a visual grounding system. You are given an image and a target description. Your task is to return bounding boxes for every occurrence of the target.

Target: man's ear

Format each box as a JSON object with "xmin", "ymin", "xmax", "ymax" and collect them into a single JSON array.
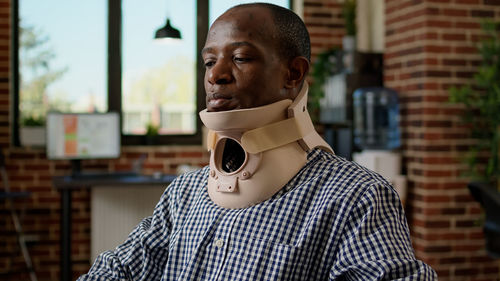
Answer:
[{"xmin": 284, "ymin": 56, "xmax": 310, "ymax": 89}]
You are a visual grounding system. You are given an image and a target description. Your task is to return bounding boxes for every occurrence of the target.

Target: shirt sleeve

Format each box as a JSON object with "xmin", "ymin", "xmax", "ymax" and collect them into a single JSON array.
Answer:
[
  {"xmin": 77, "ymin": 186, "xmax": 174, "ymax": 281},
  {"xmin": 329, "ymin": 182, "xmax": 437, "ymax": 280}
]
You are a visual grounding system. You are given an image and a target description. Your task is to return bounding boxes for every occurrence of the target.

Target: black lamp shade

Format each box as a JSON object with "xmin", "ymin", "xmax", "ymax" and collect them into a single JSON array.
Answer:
[{"xmin": 155, "ymin": 19, "xmax": 182, "ymax": 40}]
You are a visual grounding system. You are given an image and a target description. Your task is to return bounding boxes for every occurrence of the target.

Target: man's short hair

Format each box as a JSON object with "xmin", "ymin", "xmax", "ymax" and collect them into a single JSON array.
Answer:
[{"xmin": 230, "ymin": 3, "xmax": 311, "ymax": 62}]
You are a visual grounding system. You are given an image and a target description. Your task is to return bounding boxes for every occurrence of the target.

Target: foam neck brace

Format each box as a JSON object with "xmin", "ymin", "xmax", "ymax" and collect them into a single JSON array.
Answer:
[{"xmin": 199, "ymin": 82, "xmax": 333, "ymax": 209}]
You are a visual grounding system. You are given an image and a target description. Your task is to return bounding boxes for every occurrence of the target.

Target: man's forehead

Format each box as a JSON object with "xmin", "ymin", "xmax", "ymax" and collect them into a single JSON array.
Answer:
[
  {"xmin": 207, "ymin": 7, "xmax": 275, "ymax": 43},
  {"xmin": 213, "ymin": 6, "xmax": 274, "ymax": 33},
  {"xmin": 220, "ymin": 5, "xmax": 271, "ymax": 20}
]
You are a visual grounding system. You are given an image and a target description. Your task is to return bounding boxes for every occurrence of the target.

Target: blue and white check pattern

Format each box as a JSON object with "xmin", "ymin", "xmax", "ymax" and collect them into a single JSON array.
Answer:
[{"xmin": 79, "ymin": 149, "xmax": 436, "ymax": 280}]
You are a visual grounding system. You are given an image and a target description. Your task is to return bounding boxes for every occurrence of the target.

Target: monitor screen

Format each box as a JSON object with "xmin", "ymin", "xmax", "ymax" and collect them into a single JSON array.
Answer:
[{"xmin": 46, "ymin": 112, "xmax": 121, "ymax": 160}]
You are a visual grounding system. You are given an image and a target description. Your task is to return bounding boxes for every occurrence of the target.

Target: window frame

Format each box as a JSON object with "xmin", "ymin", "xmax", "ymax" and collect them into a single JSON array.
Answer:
[
  {"xmin": 12, "ymin": 0, "xmax": 19, "ymax": 146},
  {"xmin": 12, "ymin": 0, "xmax": 208, "ymax": 146}
]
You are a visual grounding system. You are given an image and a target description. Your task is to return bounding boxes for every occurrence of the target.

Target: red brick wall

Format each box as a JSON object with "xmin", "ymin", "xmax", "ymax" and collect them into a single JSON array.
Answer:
[
  {"xmin": 385, "ymin": 0, "xmax": 500, "ymax": 280},
  {"xmin": 304, "ymin": 0, "xmax": 344, "ymax": 61}
]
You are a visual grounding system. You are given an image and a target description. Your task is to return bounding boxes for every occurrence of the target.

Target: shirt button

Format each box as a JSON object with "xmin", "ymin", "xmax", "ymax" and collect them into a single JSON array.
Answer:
[{"xmin": 215, "ymin": 239, "xmax": 224, "ymax": 248}]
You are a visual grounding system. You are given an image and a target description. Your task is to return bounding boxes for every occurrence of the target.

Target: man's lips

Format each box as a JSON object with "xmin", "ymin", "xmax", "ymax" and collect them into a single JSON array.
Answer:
[{"xmin": 207, "ymin": 93, "xmax": 234, "ymax": 111}]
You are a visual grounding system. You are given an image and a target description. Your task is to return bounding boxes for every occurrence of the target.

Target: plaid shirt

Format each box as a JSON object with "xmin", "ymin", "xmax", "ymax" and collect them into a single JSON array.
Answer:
[{"xmin": 79, "ymin": 149, "xmax": 436, "ymax": 280}]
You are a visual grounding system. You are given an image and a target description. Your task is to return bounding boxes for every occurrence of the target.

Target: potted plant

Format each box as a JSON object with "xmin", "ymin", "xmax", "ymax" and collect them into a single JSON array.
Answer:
[
  {"xmin": 449, "ymin": 20, "xmax": 500, "ymax": 188},
  {"xmin": 308, "ymin": 0, "xmax": 356, "ymax": 122},
  {"xmin": 145, "ymin": 122, "xmax": 160, "ymax": 145},
  {"xmin": 20, "ymin": 115, "xmax": 46, "ymax": 146},
  {"xmin": 309, "ymin": 48, "xmax": 343, "ymax": 123},
  {"xmin": 342, "ymin": 0, "xmax": 356, "ymax": 50},
  {"xmin": 449, "ymin": 20, "xmax": 500, "ymax": 258},
  {"xmin": 342, "ymin": 0, "xmax": 356, "ymax": 74}
]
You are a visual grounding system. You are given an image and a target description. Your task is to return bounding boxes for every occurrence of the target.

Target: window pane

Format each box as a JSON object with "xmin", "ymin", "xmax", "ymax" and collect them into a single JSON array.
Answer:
[
  {"xmin": 122, "ymin": 0, "xmax": 196, "ymax": 135},
  {"xmin": 210, "ymin": 0, "xmax": 289, "ymax": 24},
  {"xmin": 19, "ymin": 0, "xmax": 107, "ymax": 124}
]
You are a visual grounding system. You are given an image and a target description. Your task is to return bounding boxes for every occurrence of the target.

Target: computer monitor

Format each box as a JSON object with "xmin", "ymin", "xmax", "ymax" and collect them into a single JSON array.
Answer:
[{"xmin": 46, "ymin": 112, "xmax": 121, "ymax": 160}]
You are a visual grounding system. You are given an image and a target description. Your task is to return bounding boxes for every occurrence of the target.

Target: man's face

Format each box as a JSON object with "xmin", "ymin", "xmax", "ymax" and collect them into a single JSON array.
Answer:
[{"xmin": 202, "ymin": 6, "xmax": 290, "ymax": 112}]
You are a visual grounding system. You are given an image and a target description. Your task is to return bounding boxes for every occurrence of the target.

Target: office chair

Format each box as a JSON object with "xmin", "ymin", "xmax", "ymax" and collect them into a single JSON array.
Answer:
[{"xmin": 0, "ymin": 150, "xmax": 38, "ymax": 281}]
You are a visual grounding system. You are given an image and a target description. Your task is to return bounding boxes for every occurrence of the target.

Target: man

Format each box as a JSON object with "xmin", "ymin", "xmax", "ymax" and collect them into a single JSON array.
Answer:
[{"xmin": 79, "ymin": 3, "xmax": 436, "ymax": 280}]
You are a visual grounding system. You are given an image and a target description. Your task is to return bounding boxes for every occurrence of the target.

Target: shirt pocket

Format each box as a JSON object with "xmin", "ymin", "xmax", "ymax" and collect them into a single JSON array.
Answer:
[{"xmin": 219, "ymin": 236, "xmax": 304, "ymax": 281}]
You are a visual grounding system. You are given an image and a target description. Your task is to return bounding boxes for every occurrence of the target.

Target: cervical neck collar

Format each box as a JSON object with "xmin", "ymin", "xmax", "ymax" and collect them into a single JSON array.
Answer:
[{"xmin": 199, "ymin": 82, "xmax": 333, "ymax": 209}]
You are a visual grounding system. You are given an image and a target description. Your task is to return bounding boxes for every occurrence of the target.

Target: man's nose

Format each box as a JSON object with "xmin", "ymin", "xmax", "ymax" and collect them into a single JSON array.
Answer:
[{"xmin": 207, "ymin": 60, "xmax": 232, "ymax": 84}]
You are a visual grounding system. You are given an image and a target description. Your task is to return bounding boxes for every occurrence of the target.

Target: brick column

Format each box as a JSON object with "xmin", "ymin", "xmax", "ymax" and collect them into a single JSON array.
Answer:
[{"xmin": 385, "ymin": 0, "xmax": 500, "ymax": 280}]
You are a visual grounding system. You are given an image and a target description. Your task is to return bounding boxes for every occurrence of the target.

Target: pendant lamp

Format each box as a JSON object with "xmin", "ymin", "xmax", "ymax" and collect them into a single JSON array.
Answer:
[
  {"xmin": 154, "ymin": 19, "xmax": 182, "ymax": 40},
  {"xmin": 154, "ymin": 0, "xmax": 181, "ymax": 41}
]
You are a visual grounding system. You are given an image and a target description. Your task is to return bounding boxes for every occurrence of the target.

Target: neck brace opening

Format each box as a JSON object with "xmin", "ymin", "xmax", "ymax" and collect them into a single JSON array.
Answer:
[{"xmin": 199, "ymin": 82, "xmax": 333, "ymax": 209}]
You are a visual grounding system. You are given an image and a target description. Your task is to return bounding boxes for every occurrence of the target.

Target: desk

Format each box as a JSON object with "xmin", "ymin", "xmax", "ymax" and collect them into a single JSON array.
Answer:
[{"xmin": 53, "ymin": 173, "xmax": 177, "ymax": 281}]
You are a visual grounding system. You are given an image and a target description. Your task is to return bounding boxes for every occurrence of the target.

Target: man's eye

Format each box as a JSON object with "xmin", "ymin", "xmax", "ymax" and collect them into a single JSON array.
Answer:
[
  {"xmin": 204, "ymin": 61, "xmax": 215, "ymax": 67},
  {"xmin": 234, "ymin": 57, "xmax": 250, "ymax": 63}
]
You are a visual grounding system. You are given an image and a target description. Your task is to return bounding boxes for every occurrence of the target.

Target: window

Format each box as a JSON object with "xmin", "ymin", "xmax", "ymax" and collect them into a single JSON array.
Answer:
[
  {"xmin": 121, "ymin": 0, "xmax": 196, "ymax": 136},
  {"xmin": 14, "ymin": 0, "xmax": 291, "ymax": 146},
  {"xmin": 16, "ymin": 0, "xmax": 107, "ymax": 122}
]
